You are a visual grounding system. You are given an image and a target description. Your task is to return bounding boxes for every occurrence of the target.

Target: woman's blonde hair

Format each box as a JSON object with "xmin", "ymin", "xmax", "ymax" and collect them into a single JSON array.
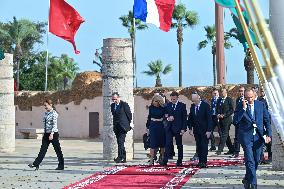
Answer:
[{"xmin": 152, "ymin": 95, "xmax": 165, "ymax": 107}]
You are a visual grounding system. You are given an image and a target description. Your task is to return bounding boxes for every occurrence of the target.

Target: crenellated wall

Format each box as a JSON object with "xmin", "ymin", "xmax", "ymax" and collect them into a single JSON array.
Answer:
[{"xmin": 15, "ymin": 84, "xmax": 257, "ymax": 142}]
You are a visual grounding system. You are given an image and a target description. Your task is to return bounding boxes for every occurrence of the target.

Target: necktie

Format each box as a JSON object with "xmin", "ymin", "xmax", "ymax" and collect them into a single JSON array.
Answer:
[
  {"xmin": 173, "ymin": 103, "xmax": 177, "ymax": 111},
  {"xmin": 248, "ymin": 104, "xmax": 254, "ymax": 119},
  {"xmin": 195, "ymin": 105, "xmax": 199, "ymax": 115}
]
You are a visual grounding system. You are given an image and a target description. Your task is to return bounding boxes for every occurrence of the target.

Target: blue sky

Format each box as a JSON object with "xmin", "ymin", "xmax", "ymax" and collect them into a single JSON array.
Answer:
[{"xmin": 0, "ymin": 0, "xmax": 268, "ymax": 87}]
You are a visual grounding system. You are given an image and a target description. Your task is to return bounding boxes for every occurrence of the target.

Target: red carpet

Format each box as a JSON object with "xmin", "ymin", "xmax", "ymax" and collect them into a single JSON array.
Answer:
[{"xmin": 63, "ymin": 159, "xmax": 243, "ymax": 189}]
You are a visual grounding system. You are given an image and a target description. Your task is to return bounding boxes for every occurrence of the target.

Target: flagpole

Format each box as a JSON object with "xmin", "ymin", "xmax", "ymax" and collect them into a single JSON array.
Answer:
[
  {"xmin": 133, "ymin": 17, "xmax": 137, "ymax": 88},
  {"xmin": 45, "ymin": 0, "xmax": 50, "ymax": 91}
]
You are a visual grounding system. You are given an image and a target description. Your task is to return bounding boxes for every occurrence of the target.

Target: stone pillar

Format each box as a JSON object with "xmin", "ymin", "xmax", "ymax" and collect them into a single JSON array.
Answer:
[
  {"xmin": 0, "ymin": 53, "xmax": 15, "ymax": 152},
  {"xmin": 272, "ymin": 124, "xmax": 284, "ymax": 170},
  {"xmin": 102, "ymin": 38, "xmax": 134, "ymax": 160},
  {"xmin": 270, "ymin": 0, "xmax": 284, "ymax": 170}
]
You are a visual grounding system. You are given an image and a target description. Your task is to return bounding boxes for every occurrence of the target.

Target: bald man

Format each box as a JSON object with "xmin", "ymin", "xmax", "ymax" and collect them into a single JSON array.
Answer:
[
  {"xmin": 188, "ymin": 92, "xmax": 212, "ymax": 168},
  {"xmin": 233, "ymin": 89, "xmax": 271, "ymax": 189}
]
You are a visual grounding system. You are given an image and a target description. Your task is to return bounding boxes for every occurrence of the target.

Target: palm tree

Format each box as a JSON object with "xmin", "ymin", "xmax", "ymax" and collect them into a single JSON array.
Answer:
[
  {"xmin": 119, "ymin": 11, "xmax": 148, "ymax": 87},
  {"xmin": 171, "ymin": 4, "xmax": 199, "ymax": 87},
  {"xmin": 142, "ymin": 60, "xmax": 172, "ymax": 87},
  {"xmin": 227, "ymin": 28, "xmax": 254, "ymax": 84},
  {"xmin": 59, "ymin": 54, "xmax": 79, "ymax": 90},
  {"xmin": 198, "ymin": 25, "xmax": 233, "ymax": 85},
  {"xmin": 0, "ymin": 17, "xmax": 44, "ymax": 90},
  {"xmin": 49, "ymin": 54, "xmax": 79, "ymax": 90}
]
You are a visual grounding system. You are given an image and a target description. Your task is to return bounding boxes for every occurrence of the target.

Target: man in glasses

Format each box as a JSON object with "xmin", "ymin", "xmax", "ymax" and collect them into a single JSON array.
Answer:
[
  {"xmin": 233, "ymin": 89, "xmax": 271, "ymax": 189},
  {"xmin": 111, "ymin": 92, "xmax": 132, "ymax": 163},
  {"xmin": 188, "ymin": 92, "xmax": 212, "ymax": 168}
]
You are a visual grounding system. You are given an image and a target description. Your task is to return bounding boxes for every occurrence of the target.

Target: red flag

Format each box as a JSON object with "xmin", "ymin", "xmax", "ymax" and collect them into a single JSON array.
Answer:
[
  {"xmin": 49, "ymin": 0, "xmax": 85, "ymax": 54},
  {"xmin": 155, "ymin": 0, "xmax": 175, "ymax": 32}
]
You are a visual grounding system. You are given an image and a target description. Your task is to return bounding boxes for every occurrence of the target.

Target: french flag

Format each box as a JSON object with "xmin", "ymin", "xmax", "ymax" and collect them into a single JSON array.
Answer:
[{"xmin": 133, "ymin": 0, "xmax": 175, "ymax": 32}]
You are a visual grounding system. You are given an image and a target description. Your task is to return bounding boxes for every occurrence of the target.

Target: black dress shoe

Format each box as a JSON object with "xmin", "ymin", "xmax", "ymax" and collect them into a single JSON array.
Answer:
[
  {"xmin": 176, "ymin": 161, "xmax": 183, "ymax": 166},
  {"xmin": 209, "ymin": 147, "xmax": 216, "ymax": 151},
  {"xmin": 159, "ymin": 161, "xmax": 167, "ymax": 166},
  {"xmin": 249, "ymin": 184, "xmax": 257, "ymax": 189},
  {"xmin": 242, "ymin": 178, "xmax": 249, "ymax": 189},
  {"xmin": 197, "ymin": 163, "xmax": 207, "ymax": 168},
  {"xmin": 114, "ymin": 157, "xmax": 120, "ymax": 162},
  {"xmin": 115, "ymin": 158, "xmax": 126, "ymax": 163},
  {"xmin": 230, "ymin": 153, "xmax": 239, "ymax": 158},
  {"xmin": 28, "ymin": 164, "xmax": 39, "ymax": 170},
  {"xmin": 190, "ymin": 157, "xmax": 199, "ymax": 161},
  {"xmin": 55, "ymin": 167, "xmax": 64, "ymax": 170},
  {"xmin": 190, "ymin": 153, "xmax": 199, "ymax": 161},
  {"xmin": 215, "ymin": 151, "xmax": 222, "ymax": 155},
  {"xmin": 224, "ymin": 151, "xmax": 234, "ymax": 155}
]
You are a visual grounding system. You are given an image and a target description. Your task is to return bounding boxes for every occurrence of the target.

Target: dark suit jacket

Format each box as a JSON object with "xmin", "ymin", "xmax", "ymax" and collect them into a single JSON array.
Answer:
[
  {"xmin": 233, "ymin": 96, "xmax": 244, "ymax": 126},
  {"xmin": 233, "ymin": 100, "xmax": 271, "ymax": 145},
  {"xmin": 165, "ymin": 101, "xmax": 187, "ymax": 134},
  {"xmin": 257, "ymin": 96, "xmax": 269, "ymax": 110},
  {"xmin": 235, "ymin": 96, "xmax": 244, "ymax": 108},
  {"xmin": 217, "ymin": 97, "xmax": 234, "ymax": 125},
  {"xmin": 111, "ymin": 101, "xmax": 132, "ymax": 132},
  {"xmin": 188, "ymin": 101, "xmax": 212, "ymax": 134}
]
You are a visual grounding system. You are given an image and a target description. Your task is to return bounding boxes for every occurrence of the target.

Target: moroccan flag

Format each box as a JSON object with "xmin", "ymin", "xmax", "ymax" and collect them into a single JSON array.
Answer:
[
  {"xmin": 49, "ymin": 0, "xmax": 85, "ymax": 54},
  {"xmin": 133, "ymin": 0, "xmax": 175, "ymax": 32}
]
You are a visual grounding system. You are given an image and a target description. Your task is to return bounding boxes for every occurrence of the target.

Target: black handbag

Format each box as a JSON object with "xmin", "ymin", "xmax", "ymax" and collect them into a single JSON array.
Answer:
[{"xmin": 143, "ymin": 133, "xmax": 150, "ymax": 150}]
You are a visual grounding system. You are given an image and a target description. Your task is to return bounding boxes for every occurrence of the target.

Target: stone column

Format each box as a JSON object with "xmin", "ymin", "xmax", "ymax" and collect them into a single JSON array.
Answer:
[
  {"xmin": 0, "ymin": 53, "xmax": 15, "ymax": 152},
  {"xmin": 270, "ymin": 0, "xmax": 284, "ymax": 170},
  {"xmin": 102, "ymin": 38, "xmax": 134, "ymax": 160},
  {"xmin": 272, "ymin": 124, "xmax": 284, "ymax": 170}
]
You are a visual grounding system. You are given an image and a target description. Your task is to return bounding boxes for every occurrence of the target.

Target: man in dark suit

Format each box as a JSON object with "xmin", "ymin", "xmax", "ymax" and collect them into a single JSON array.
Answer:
[
  {"xmin": 233, "ymin": 89, "xmax": 271, "ymax": 189},
  {"xmin": 209, "ymin": 88, "xmax": 221, "ymax": 151},
  {"xmin": 257, "ymin": 87, "xmax": 272, "ymax": 164},
  {"xmin": 160, "ymin": 91, "xmax": 187, "ymax": 166},
  {"xmin": 216, "ymin": 88, "xmax": 235, "ymax": 155},
  {"xmin": 231, "ymin": 86, "xmax": 245, "ymax": 158},
  {"xmin": 188, "ymin": 92, "xmax": 212, "ymax": 168},
  {"xmin": 111, "ymin": 92, "xmax": 132, "ymax": 163}
]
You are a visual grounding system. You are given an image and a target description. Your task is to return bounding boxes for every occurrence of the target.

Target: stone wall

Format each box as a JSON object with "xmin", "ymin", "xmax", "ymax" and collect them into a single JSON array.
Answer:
[{"xmin": 15, "ymin": 83, "xmax": 258, "ymax": 143}]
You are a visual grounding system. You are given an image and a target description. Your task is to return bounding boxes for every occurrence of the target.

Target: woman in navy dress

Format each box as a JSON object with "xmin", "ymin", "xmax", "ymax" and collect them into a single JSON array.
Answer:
[{"xmin": 146, "ymin": 95, "xmax": 167, "ymax": 165}]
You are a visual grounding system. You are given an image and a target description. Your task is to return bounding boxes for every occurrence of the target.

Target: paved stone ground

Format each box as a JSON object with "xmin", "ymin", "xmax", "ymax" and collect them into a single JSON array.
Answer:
[{"xmin": 0, "ymin": 139, "xmax": 284, "ymax": 189}]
